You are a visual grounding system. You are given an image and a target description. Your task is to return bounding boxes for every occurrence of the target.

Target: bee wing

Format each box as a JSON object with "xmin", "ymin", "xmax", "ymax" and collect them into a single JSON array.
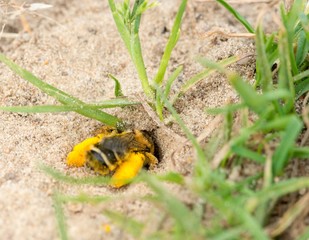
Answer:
[
  {"xmin": 121, "ymin": 132, "xmax": 150, "ymax": 152},
  {"xmin": 97, "ymin": 131, "xmax": 153, "ymax": 158}
]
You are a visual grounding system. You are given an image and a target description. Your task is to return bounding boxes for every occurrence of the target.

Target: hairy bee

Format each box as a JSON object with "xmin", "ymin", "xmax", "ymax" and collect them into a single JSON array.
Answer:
[{"xmin": 67, "ymin": 126, "xmax": 158, "ymax": 188}]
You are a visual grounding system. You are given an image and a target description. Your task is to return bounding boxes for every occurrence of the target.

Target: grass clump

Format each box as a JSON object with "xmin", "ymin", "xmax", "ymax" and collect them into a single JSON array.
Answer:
[
  {"xmin": 42, "ymin": 0, "xmax": 309, "ymax": 239},
  {"xmin": 2, "ymin": 0, "xmax": 309, "ymax": 239},
  {"xmin": 45, "ymin": 0, "xmax": 309, "ymax": 238},
  {"xmin": 91, "ymin": 0, "xmax": 309, "ymax": 239},
  {"xmin": 108, "ymin": 0, "xmax": 243, "ymax": 120},
  {"xmin": 107, "ymin": 0, "xmax": 188, "ymax": 119}
]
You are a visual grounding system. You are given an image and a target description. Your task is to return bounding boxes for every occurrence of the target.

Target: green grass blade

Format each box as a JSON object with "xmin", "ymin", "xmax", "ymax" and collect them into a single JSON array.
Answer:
[
  {"xmin": 203, "ymin": 192, "xmax": 269, "ymax": 240},
  {"xmin": 108, "ymin": 0, "xmax": 154, "ymax": 100},
  {"xmin": 156, "ymin": 172, "xmax": 185, "ymax": 184},
  {"xmin": 131, "ymin": 0, "xmax": 140, "ymax": 17},
  {"xmin": 231, "ymin": 145, "xmax": 265, "ymax": 164},
  {"xmin": 90, "ymin": 98, "xmax": 140, "ymax": 107},
  {"xmin": 279, "ymin": 0, "xmax": 304, "ymax": 75},
  {"xmin": 0, "ymin": 105, "xmax": 78, "ymax": 113},
  {"xmin": 224, "ymin": 107, "xmax": 233, "ymax": 140},
  {"xmin": 291, "ymin": 147, "xmax": 309, "ymax": 158},
  {"xmin": 164, "ymin": 65, "xmax": 183, "ymax": 99},
  {"xmin": 153, "ymin": 0, "xmax": 187, "ymax": 85},
  {"xmin": 238, "ymin": 207, "xmax": 269, "ymax": 240},
  {"xmin": 263, "ymin": 89, "xmax": 292, "ymax": 101},
  {"xmin": 155, "ymin": 85, "xmax": 207, "ymax": 165},
  {"xmin": 0, "ymin": 53, "xmax": 122, "ymax": 127},
  {"xmin": 295, "ymin": 77, "xmax": 309, "ymax": 99},
  {"xmin": 130, "ymin": 29, "xmax": 154, "ymax": 100},
  {"xmin": 297, "ymin": 226, "xmax": 309, "ymax": 240},
  {"xmin": 264, "ymin": 34, "xmax": 279, "ymax": 66},
  {"xmin": 197, "ymin": 55, "xmax": 236, "ymax": 73},
  {"xmin": 131, "ymin": 1, "xmax": 154, "ymax": 100},
  {"xmin": 179, "ymin": 55, "xmax": 238, "ymax": 94},
  {"xmin": 229, "ymin": 126, "xmax": 256, "ymax": 148},
  {"xmin": 108, "ymin": 0, "xmax": 131, "ymax": 53},
  {"xmin": 272, "ymin": 116, "xmax": 302, "ymax": 175},
  {"xmin": 208, "ymin": 227, "xmax": 243, "ymax": 240},
  {"xmin": 294, "ymin": 69, "xmax": 309, "ymax": 82},
  {"xmin": 216, "ymin": 0, "xmax": 255, "ymax": 33},
  {"xmin": 40, "ymin": 164, "xmax": 110, "ymax": 185},
  {"xmin": 295, "ymin": 30, "xmax": 309, "ymax": 66},
  {"xmin": 108, "ymin": 74, "xmax": 124, "ymax": 97},
  {"xmin": 0, "ymin": 54, "xmax": 76, "ymax": 102},
  {"xmin": 155, "ymin": 91, "xmax": 164, "ymax": 120},
  {"xmin": 246, "ymin": 177, "xmax": 309, "ymax": 212},
  {"xmin": 104, "ymin": 209, "xmax": 144, "ymax": 238},
  {"xmin": 280, "ymin": 1, "xmax": 304, "ymax": 75},
  {"xmin": 142, "ymin": 173, "xmax": 200, "ymax": 236},
  {"xmin": 155, "ymin": 65, "xmax": 183, "ymax": 120},
  {"xmin": 59, "ymin": 194, "xmax": 111, "ymax": 204},
  {"xmin": 135, "ymin": 1, "xmax": 158, "ymax": 16},
  {"xmin": 53, "ymin": 192, "xmax": 69, "ymax": 240},
  {"xmin": 258, "ymin": 115, "xmax": 295, "ymax": 132},
  {"xmin": 229, "ymin": 73, "xmax": 269, "ymax": 115},
  {"xmin": 0, "ymin": 99, "xmax": 139, "ymax": 113},
  {"xmin": 206, "ymin": 103, "xmax": 245, "ymax": 115},
  {"xmin": 300, "ymin": 12, "xmax": 309, "ymax": 40},
  {"xmin": 255, "ymin": 25, "xmax": 273, "ymax": 91}
]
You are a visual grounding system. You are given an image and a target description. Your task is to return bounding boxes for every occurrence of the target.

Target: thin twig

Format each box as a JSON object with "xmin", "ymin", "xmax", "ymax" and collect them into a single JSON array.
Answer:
[
  {"xmin": 200, "ymin": 30, "xmax": 255, "ymax": 39},
  {"xmin": 0, "ymin": 32, "xmax": 20, "ymax": 38},
  {"xmin": 196, "ymin": 115, "xmax": 223, "ymax": 143},
  {"xmin": 211, "ymin": 142, "xmax": 231, "ymax": 169},
  {"xmin": 266, "ymin": 192, "xmax": 309, "ymax": 237}
]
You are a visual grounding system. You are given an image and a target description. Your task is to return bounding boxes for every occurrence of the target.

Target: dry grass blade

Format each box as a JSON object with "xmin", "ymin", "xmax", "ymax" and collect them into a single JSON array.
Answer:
[
  {"xmin": 301, "ymin": 92, "xmax": 309, "ymax": 145},
  {"xmin": 201, "ymin": 29, "xmax": 255, "ymax": 39},
  {"xmin": 196, "ymin": 115, "xmax": 223, "ymax": 143},
  {"xmin": 211, "ymin": 142, "xmax": 231, "ymax": 168},
  {"xmin": 195, "ymin": 0, "xmax": 276, "ymax": 3},
  {"xmin": 266, "ymin": 192, "xmax": 309, "ymax": 237},
  {"xmin": 284, "ymin": 0, "xmax": 295, "ymax": 11}
]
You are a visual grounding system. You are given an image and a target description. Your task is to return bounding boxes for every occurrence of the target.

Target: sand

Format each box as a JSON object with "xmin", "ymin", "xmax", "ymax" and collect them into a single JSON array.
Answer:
[{"xmin": 0, "ymin": 1, "xmax": 306, "ymax": 239}]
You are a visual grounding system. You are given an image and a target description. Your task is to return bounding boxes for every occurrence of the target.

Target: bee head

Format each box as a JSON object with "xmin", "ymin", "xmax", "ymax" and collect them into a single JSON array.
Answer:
[{"xmin": 137, "ymin": 130, "xmax": 155, "ymax": 154}]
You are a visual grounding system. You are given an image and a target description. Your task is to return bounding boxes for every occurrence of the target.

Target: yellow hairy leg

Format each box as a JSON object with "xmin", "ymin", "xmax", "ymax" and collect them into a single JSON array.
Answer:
[
  {"xmin": 111, "ymin": 152, "xmax": 145, "ymax": 188},
  {"xmin": 66, "ymin": 126, "xmax": 117, "ymax": 167},
  {"xmin": 66, "ymin": 133, "xmax": 104, "ymax": 167},
  {"xmin": 144, "ymin": 152, "xmax": 158, "ymax": 169}
]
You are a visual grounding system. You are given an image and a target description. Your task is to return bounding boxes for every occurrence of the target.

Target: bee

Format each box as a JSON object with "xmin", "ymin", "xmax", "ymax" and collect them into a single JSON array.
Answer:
[{"xmin": 66, "ymin": 126, "xmax": 158, "ymax": 188}]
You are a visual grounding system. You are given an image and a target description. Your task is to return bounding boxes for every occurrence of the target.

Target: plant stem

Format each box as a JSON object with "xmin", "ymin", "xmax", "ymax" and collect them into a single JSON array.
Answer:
[
  {"xmin": 108, "ymin": 0, "xmax": 155, "ymax": 100},
  {"xmin": 153, "ymin": 0, "xmax": 188, "ymax": 85}
]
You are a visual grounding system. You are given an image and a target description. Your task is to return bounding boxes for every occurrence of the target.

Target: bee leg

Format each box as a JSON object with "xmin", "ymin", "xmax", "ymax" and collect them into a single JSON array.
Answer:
[
  {"xmin": 66, "ymin": 133, "xmax": 105, "ymax": 167},
  {"xmin": 111, "ymin": 152, "xmax": 145, "ymax": 188},
  {"xmin": 144, "ymin": 152, "xmax": 158, "ymax": 170}
]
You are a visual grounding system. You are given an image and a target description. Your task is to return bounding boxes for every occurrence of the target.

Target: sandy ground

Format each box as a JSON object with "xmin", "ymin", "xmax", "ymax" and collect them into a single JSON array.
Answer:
[{"xmin": 0, "ymin": 0, "xmax": 303, "ymax": 239}]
